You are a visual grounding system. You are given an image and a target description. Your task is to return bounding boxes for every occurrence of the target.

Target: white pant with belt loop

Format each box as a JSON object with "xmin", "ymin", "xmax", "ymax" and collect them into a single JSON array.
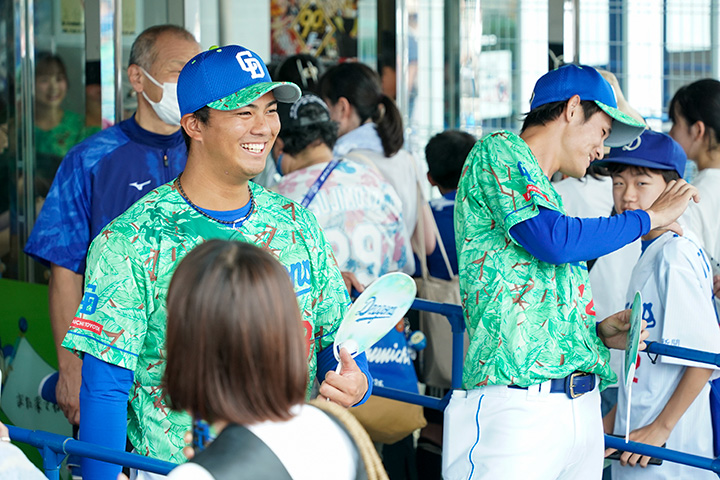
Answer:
[{"xmin": 442, "ymin": 379, "xmax": 603, "ymax": 480}]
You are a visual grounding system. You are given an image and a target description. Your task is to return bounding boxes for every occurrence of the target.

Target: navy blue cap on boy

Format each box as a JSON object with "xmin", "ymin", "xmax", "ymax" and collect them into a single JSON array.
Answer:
[
  {"xmin": 530, "ymin": 64, "xmax": 646, "ymax": 147},
  {"xmin": 178, "ymin": 45, "xmax": 301, "ymax": 117},
  {"xmin": 601, "ymin": 129, "xmax": 687, "ymax": 178}
]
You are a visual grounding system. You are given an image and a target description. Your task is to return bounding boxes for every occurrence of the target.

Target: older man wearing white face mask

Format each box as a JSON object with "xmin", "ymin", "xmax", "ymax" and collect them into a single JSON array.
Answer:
[{"xmin": 24, "ymin": 24, "xmax": 201, "ymax": 430}]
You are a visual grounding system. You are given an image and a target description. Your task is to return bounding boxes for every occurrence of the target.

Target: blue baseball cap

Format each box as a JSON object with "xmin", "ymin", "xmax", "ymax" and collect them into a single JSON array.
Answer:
[
  {"xmin": 530, "ymin": 64, "xmax": 646, "ymax": 147},
  {"xmin": 600, "ymin": 129, "xmax": 686, "ymax": 178},
  {"xmin": 178, "ymin": 45, "xmax": 301, "ymax": 117}
]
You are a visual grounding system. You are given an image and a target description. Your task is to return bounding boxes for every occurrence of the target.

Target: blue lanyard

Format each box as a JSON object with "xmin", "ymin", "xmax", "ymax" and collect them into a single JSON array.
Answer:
[{"xmin": 301, "ymin": 159, "xmax": 341, "ymax": 208}]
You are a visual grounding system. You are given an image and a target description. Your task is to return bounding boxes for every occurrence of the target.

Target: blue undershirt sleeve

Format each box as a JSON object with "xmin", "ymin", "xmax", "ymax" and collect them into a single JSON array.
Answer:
[
  {"xmin": 317, "ymin": 346, "xmax": 373, "ymax": 406},
  {"xmin": 509, "ymin": 207, "xmax": 650, "ymax": 265},
  {"xmin": 79, "ymin": 354, "xmax": 134, "ymax": 480}
]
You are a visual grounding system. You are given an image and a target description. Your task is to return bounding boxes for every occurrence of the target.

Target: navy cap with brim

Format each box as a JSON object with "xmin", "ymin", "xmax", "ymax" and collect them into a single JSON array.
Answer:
[
  {"xmin": 594, "ymin": 129, "xmax": 686, "ymax": 178},
  {"xmin": 597, "ymin": 155, "xmax": 674, "ymax": 171},
  {"xmin": 278, "ymin": 94, "xmax": 332, "ymax": 131}
]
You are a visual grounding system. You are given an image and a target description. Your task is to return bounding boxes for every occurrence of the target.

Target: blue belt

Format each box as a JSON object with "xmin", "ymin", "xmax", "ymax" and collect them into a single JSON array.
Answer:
[{"xmin": 507, "ymin": 372, "xmax": 595, "ymax": 399}]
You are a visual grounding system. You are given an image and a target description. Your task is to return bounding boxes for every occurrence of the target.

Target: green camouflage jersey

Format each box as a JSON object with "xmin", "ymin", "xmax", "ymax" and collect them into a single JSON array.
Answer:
[
  {"xmin": 454, "ymin": 131, "xmax": 614, "ymax": 391},
  {"xmin": 62, "ymin": 181, "xmax": 349, "ymax": 463}
]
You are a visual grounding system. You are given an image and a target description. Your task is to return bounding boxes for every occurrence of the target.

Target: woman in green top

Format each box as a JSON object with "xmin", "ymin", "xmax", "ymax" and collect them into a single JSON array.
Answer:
[{"xmin": 34, "ymin": 52, "xmax": 99, "ymax": 196}]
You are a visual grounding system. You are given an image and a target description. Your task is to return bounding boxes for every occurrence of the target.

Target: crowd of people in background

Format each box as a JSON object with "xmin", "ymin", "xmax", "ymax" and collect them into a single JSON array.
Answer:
[{"xmin": 3, "ymin": 21, "xmax": 720, "ymax": 480}]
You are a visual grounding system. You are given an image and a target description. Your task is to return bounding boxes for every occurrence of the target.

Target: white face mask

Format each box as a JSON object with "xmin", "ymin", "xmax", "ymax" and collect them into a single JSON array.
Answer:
[{"xmin": 139, "ymin": 67, "xmax": 181, "ymax": 126}]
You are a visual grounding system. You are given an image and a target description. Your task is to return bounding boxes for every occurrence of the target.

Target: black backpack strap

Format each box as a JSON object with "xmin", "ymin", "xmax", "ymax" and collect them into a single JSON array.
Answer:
[{"xmin": 190, "ymin": 424, "xmax": 292, "ymax": 480}]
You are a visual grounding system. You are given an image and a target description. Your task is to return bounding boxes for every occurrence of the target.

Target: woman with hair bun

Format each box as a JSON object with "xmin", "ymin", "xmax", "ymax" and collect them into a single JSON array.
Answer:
[{"xmin": 319, "ymin": 62, "xmax": 434, "ymax": 265}]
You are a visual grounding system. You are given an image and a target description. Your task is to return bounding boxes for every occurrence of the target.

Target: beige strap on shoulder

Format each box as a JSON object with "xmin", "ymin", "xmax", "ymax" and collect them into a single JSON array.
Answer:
[
  {"xmin": 308, "ymin": 399, "xmax": 389, "ymax": 480},
  {"xmin": 409, "ymin": 158, "xmax": 454, "ymax": 281}
]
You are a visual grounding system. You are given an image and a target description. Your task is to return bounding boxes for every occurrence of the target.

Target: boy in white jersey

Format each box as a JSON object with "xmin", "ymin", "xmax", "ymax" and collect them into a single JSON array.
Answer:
[{"xmin": 600, "ymin": 129, "xmax": 720, "ymax": 479}]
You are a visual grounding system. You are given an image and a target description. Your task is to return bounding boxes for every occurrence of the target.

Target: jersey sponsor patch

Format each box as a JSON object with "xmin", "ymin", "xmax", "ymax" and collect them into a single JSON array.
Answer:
[
  {"xmin": 70, "ymin": 317, "xmax": 104, "ymax": 335},
  {"xmin": 523, "ymin": 184, "xmax": 550, "ymax": 202},
  {"xmin": 517, "ymin": 161, "xmax": 550, "ymax": 201}
]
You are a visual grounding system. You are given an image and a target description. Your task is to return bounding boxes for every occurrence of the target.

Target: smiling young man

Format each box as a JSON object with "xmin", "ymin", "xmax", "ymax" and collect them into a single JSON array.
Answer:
[
  {"xmin": 60, "ymin": 45, "xmax": 371, "ymax": 480},
  {"xmin": 444, "ymin": 64, "xmax": 700, "ymax": 480}
]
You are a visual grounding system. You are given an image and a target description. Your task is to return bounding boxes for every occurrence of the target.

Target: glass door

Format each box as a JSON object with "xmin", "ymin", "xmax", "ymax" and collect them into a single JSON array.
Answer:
[{"xmin": 0, "ymin": 0, "xmax": 195, "ymax": 283}]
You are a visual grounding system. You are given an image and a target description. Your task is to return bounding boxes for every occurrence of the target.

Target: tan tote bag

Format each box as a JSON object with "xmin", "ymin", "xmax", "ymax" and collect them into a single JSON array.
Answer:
[{"xmin": 413, "ymin": 190, "xmax": 469, "ymax": 389}]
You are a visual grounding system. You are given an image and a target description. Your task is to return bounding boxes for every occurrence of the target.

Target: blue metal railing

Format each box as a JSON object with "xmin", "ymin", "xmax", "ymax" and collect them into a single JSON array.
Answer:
[
  {"xmin": 7, "ymin": 424, "xmax": 175, "ymax": 479},
  {"xmin": 7, "ymin": 299, "xmax": 720, "ymax": 477},
  {"xmin": 368, "ymin": 309, "xmax": 720, "ymax": 477},
  {"xmin": 605, "ymin": 435, "xmax": 720, "ymax": 474},
  {"xmin": 373, "ymin": 297, "xmax": 465, "ymax": 412},
  {"xmin": 645, "ymin": 341, "xmax": 720, "ymax": 368}
]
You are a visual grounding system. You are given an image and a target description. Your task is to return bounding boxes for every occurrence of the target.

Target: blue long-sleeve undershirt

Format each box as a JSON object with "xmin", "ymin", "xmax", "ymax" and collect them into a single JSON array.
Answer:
[
  {"xmin": 317, "ymin": 347, "xmax": 373, "ymax": 405},
  {"xmin": 79, "ymin": 354, "xmax": 133, "ymax": 480},
  {"xmin": 509, "ymin": 207, "xmax": 650, "ymax": 265}
]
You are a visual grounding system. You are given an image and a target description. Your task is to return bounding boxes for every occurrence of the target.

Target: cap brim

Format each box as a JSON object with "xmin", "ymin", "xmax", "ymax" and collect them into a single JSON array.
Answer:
[
  {"xmin": 207, "ymin": 81, "xmax": 301, "ymax": 111},
  {"xmin": 595, "ymin": 156, "xmax": 678, "ymax": 172},
  {"xmin": 595, "ymin": 101, "xmax": 646, "ymax": 147}
]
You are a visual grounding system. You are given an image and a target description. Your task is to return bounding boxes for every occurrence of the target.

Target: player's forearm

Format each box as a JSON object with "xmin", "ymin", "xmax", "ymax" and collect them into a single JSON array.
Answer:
[
  {"xmin": 603, "ymin": 403, "xmax": 617, "ymax": 434},
  {"xmin": 49, "ymin": 264, "xmax": 84, "ymax": 368},
  {"xmin": 652, "ymin": 366, "xmax": 713, "ymax": 433},
  {"xmin": 317, "ymin": 347, "xmax": 372, "ymax": 406}
]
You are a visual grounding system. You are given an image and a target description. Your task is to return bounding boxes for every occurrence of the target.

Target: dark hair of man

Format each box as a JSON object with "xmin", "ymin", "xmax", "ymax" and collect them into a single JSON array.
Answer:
[
  {"xmin": 128, "ymin": 24, "xmax": 196, "ymax": 70},
  {"xmin": 163, "ymin": 240, "xmax": 308, "ymax": 425},
  {"xmin": 36, "ymin": 52, "xmax": 68, "ymax": 81},
  {"xmin": 181, "ymin": 105, "xmax": 211, "ymax": 151},
  {"xmin": 274, "ymin": 54, "xmax": 324, "ymax": 95},
  {"xmin": 425, "ymin": 130, "xmax": 476, "ymax": 191},
  {"xmin": 601, "ymin": 163, "xmax": 681, "ymax": 183},
  {"xmin": 279, "ymin": 121, "xmax": 338, "ymax": 156},
  {"xmin": 319, "ymin": 62, "xmax": 403, "ymax": 158},
  {"xmin": 521, "ymin": 99, "xmax": 603, "ymax": 132},
  {"xmin": 669, "ymin": 78, "xmax": 720, "ymax": 150}
]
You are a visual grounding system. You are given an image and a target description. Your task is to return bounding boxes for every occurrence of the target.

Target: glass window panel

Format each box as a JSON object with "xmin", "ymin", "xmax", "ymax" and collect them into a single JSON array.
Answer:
[
  {"xmin": 579, "ymin": 0, "xmax": 609, "ymax": 66},
  {"xmin": 1, "ymin": 0, "xmax": 178, "ymax": 282},
  {"xmin": 0, "ymin": 1, "xmax": 11, "ymax": 279},
  {"xmin": 666, "ymin": 0, "xmax": 710, "ymax": 52}
]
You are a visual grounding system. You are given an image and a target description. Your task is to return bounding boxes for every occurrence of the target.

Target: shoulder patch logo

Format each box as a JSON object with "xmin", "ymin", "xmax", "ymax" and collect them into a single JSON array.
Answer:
[
  {"xmin": 518, "ymin": 161, "xmax": 550, "ymax": 201},
  {"xmin": 78, "ymin": 284, "xmax": 99, "ymax": 315}
]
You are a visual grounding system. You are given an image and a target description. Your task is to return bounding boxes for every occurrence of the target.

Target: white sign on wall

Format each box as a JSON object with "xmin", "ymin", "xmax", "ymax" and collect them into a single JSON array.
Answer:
[{"xmin": 462, "ymin": 49, "xmax": 512, "ymax": 123}]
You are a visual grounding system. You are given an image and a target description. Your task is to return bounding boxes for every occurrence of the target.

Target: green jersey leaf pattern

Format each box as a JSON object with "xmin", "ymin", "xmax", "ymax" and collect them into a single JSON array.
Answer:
[
  {"xmin": 455, "ymin": 131, "xmax": 614, "ymax": 391},
  {"xmin": 62, "ymin": 181, "xmax": 349, "ymax": 463}
]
